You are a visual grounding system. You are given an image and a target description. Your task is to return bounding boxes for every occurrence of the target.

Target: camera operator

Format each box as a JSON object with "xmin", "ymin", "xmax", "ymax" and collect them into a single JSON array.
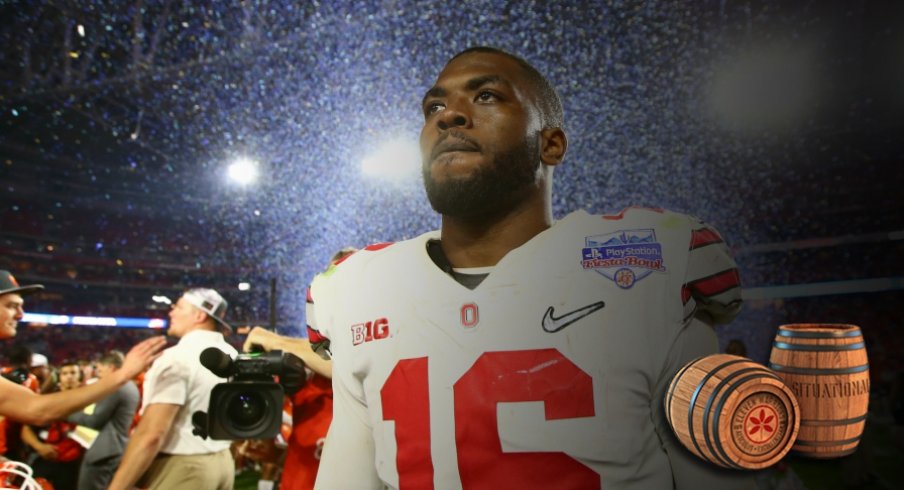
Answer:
[
  {"xmin": 238, "ymin": 247, "xmax": 354, "ymax": 490},
  {"xmin": 242, "ymin": 328, "xmax": 331, "ymax": 380},
  {"xmin": 109, "ymin": 288, "xmax": 237, "ymax": 490}
]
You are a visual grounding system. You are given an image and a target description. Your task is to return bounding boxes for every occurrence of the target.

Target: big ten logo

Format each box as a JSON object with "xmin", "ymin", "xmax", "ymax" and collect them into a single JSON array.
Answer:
[{"xmin": 351, "ymin": 317, "xmax": 390, "ymax": 345}]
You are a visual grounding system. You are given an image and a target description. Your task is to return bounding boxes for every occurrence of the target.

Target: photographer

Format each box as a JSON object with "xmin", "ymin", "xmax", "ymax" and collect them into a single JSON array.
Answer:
[
  {"xmin": 238, "ymin": 248, "xmax": 353, "ymax": 490},
  {"xmin": 109, "ymin": 288, "xmax": 237, "ymax": 490}
]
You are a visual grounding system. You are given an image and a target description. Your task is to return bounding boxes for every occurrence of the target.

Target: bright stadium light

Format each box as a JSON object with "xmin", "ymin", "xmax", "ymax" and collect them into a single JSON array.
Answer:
[
  {"xmin": 361, "ymin": 138, "xmax": 420, "ymax": 182},
  {"xmin": 152, "ymin": 295, "xmax": 172, "ymax": 305},
  {"xmin": 238, "ymin": 282, "xmax": 251, "ymax": 291},
  {"xmin": 227, "ymin": 157, "xmax": 260, "ymax": 185}
]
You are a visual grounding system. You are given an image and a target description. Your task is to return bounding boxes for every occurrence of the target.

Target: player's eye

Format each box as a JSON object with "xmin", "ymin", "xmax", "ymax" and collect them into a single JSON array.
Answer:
[
  {"xmin": 424, "ymin": 102, "xmax": 445, "ymax": 116},
  {"xmin": 475, "ymin": 91, "xmax": 498, "ymax": 102}
]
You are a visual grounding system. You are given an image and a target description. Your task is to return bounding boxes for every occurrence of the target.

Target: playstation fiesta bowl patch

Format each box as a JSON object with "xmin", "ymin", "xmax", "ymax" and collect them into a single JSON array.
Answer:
[{"xmin": 582, "ymin": 229, "xmax": 667, "ymax": 289}]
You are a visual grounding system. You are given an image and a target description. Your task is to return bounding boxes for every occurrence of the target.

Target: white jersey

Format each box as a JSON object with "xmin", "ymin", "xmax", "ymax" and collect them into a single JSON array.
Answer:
[{"xmin": 310, "ymin": 208, "xmax": 754, "ymax": 490}]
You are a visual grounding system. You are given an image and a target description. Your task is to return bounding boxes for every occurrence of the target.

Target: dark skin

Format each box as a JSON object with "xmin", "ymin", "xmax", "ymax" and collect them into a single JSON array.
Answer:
[{"xmin": 420, "ymin": 52, "xmax": 568, "ymax": 268}]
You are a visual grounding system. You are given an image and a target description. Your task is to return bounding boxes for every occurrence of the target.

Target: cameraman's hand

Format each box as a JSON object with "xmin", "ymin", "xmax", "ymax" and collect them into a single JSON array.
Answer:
[
  {"xmin": 242, "ymin": 326, "xmax": 332, "ymax": 378},
  {"xmin": 243, "ymin": 326, "xmax": 282, "ymax": 353}
]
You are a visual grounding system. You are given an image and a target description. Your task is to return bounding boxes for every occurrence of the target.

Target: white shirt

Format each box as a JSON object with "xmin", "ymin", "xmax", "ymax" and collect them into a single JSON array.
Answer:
[
  {"xmin": 142, "ymin": 329, "xmax": 237, "ymax": 455},
  {"xmin": 310, "ymin": 208, "xmax": 755, "ymax": 490}
]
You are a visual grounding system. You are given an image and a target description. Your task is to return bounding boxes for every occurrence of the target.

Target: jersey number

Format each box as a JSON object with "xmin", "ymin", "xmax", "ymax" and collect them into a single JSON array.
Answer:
[{"xmin": 381, "ymin": 349, "xmax": 600, "ymax": 489}]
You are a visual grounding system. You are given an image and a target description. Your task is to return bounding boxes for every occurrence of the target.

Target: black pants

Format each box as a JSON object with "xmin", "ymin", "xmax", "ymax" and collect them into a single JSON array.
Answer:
[{"xmin": 31, "ymin": 457, "xmax": 81, "ymax": 490}]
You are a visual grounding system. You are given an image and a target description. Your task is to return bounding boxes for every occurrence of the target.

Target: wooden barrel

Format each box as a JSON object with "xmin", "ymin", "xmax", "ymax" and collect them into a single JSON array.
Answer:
[
  {"xmin": 769, "ymin": 324, "xmax": 869, "ymax": 458},
  {"xmin": 665, "ymin": 354, "xmax": 800, "ymax": 470}
]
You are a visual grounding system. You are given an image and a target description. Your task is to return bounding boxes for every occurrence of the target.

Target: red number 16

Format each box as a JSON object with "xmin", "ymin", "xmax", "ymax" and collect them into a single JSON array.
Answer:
[{"xmin": 381, "ymin": 349, "xmax": 600, "ymax": 489}]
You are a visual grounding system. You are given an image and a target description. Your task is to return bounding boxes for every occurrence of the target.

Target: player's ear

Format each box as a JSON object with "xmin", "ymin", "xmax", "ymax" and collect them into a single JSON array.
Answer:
[{"xmin": 539, "ymin": 127, "xmax": 567, "ymax": 167}]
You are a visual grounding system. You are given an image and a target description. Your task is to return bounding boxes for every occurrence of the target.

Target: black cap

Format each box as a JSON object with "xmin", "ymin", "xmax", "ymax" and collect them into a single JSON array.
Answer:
[{"xmin": 0, "ymin": 270, "xmax": 44, "ymax": 297}]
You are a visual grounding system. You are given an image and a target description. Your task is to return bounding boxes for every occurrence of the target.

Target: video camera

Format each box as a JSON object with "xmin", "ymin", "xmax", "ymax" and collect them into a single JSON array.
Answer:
[{"xmin": 192, "ymin": 347, "xmax": 306, "ymax": 440}]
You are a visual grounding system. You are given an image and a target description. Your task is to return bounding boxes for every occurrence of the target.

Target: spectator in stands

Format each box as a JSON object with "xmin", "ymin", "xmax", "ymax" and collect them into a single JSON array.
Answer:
[
  {"xmin": 109, "ymin": 288, "xmax": 237, "ymax": 490},
  {"xmin": 66, "ymin": 350, "xmax": 140, "ymax": 490},
  {"xmin": 0, "ymin": 270, "xmax": 165, "ymax": 433},
  {"xmin": 22, "ymin": 362, "xmax": 85, "ymax": 490}
]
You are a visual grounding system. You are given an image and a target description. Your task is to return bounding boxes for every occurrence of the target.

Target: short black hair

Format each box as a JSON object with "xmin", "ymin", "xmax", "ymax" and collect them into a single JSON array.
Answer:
[
  {"xmin": 449, "ymin": 46, "xmax": 564, "ymax": 130},
  {"xmin": 6, "ymin": 344, "xmax": 32, "ymax": 366},
  {"xmin": 59, "ymin": 361, "xmax": 84, "ymax": 381}
]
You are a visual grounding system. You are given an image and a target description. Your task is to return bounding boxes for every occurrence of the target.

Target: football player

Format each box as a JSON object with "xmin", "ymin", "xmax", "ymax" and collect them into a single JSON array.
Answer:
[{"xmin": 310, "ymin": 47, "xmax": 755, "ymax": 489}]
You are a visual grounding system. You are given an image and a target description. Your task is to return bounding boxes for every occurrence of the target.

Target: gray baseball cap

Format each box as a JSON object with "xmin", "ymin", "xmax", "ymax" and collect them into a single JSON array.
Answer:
[{"xmin": 182, "ymin": 288, "xmax": 233, "ymax": 334}]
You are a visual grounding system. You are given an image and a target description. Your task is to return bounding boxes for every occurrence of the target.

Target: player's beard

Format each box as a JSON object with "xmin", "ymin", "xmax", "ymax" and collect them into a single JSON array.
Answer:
[{"xmin": 423, "ymin": 135, "xmax": 540, "ymax": 220}]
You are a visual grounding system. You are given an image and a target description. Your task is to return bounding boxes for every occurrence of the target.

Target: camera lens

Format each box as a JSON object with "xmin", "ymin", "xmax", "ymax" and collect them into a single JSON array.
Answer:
[
  {"xmin": 207, "ymin": 382, "xmax": 283, "ymax": 439},
  {"xmin": 226, "ymin": 392, "xmax": 269, "ymax": 429}
]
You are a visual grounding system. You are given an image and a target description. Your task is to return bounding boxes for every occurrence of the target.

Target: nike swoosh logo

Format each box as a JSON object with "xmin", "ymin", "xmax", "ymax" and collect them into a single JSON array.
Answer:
[{"xmin": 541, "ymin": 301, "xmax": 606, "ymax": 333}]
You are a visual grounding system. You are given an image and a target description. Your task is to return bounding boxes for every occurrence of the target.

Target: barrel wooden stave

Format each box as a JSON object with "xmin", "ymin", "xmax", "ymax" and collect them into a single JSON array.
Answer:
[
  {"xmin": 665, "ymin": 354, "xmax": 799, "ymax": 470},
  {"xmin": 769, "ymin": 324, "xmax": 869, "ymax": 458}
]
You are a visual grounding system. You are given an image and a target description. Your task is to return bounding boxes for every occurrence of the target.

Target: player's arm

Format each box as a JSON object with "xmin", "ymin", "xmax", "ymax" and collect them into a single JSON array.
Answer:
[
  {"xmin": 0, "ymin": 336, "xmax": 165, "ymax": 425},
  {"xmin": 656, "ymin": 219, "xmax": 753, "ymax": 488},
  {"xmin": 314, "ymin": 373, "xmax": 379, "ymax": 489},
  {"xmin": 682, "ymin": 220, "xmax": 742, "ymax": 325},
  {"xmin": 243, "ymin": 326, "xmax": 332, "ymax": 378},
  {"xmin": 107, "ymin": 402, "xmax": 180, "ymax": 490},
  {"xmin": 653, "ymin": 318, "xmax": 758, "ymax": 489}
]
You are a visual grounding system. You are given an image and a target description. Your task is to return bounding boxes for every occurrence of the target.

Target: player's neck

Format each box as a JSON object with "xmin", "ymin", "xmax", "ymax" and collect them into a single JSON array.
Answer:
[{"xmin": 439, "ymin": 196, "xmax": 552, "ymax": 268}]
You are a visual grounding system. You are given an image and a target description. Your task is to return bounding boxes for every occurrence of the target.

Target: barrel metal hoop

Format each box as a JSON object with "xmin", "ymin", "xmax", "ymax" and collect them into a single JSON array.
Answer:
[
  {"xmin": 777, "ymin": 329, "xmax": 861, "ymax": 339},
  {"xmin": 793, "ymin": 436, "xmax": 861, "ymax": 447},
  {"xmin": 768, "ymin": 363, "xmax": 869, "ymax": 375},
  {"xmin": 688, "ymin": 358, "xmax": 748, "ymax": 465},
  {"xmin": 800, "ymin": 414, "xmax": 867, "ymax": 427},
  {"xmin": 772, "ymin": 341, "xmax": 865, "ymax": 351}
]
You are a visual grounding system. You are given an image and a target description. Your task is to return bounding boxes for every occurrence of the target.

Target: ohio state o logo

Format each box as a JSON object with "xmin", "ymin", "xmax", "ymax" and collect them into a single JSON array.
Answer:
[{"xmin": 460, "ymin": 303, "xmax": 479, "ymax": 328}]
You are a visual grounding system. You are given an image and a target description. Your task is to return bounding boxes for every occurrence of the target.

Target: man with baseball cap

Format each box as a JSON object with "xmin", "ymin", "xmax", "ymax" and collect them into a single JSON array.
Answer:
[
  {"xmin": 0, "ymin": 270, "xmax": 44, "ymax": 340},
  {"xmin": 0, "ymin": 270, "xmax": 165, "ymax": 428},
  {"xmin": 110, "ymin": 288, "xmax": 237, "ymax": 490}
]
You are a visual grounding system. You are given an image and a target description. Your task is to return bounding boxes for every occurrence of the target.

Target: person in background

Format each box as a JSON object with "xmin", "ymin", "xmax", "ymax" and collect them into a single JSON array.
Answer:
[
  {"xmin": 243, "ymin": 247, "xmax": 356, "ymax": 490},
  {"xmin": 67, "ymin": 350, "xmax": 140, "ymax": 490},
  {"xmin": 21, "ymin": 361, "xmax": 85, "ymax": 490},
  {"xmin": 2, "ymin": 344, "xmax": 40, "ymax": 391},
  {"xmin": 29, "ymin": 353, "xmax": 54, "ymax": 393},
  {"xmin": 78, "ymin": 359, "xmax": 98, "ymax": 384},
  {"xmin": 56, "ymin": 361, "xmax": 83, "ymax": 391},
  {"xmin": 0, "ymin": 343, "xmax": 41, "ymax": 461},
  {"xmin": 0, "ymin": 269, "xmax": 165, "ymax": 442},
  {"xmin": 109, "ymin": 288, "xmax": 237, "ymax": 490}
]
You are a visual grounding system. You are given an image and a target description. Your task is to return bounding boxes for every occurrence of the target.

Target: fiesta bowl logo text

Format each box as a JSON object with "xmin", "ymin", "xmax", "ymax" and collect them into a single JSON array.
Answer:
[{"xmin": 582, "ymin": 229, "xmax": 666, "ymax": 288}]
